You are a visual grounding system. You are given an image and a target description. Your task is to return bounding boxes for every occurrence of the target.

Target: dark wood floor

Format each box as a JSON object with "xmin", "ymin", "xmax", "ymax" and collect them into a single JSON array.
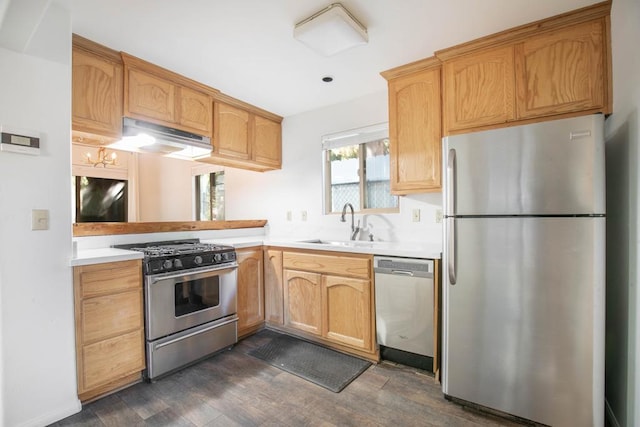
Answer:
[{"xmin": 51, "ymin": 331, "xmax": 523, "ymax": 427}]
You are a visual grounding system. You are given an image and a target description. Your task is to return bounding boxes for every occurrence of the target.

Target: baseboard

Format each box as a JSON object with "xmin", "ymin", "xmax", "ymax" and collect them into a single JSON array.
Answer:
[
  {"xmin": 605, "ymin": 398, "xmax": 621, "ymax": 427},
  {"xmin": 15, "ymin": 398, "xmax": 82, "ymax": 427}
]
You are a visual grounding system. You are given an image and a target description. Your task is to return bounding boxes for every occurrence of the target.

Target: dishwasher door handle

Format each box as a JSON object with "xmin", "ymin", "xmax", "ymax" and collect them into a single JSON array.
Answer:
[{"xmin": 390, "ymin": 270, "xmax": 414, "ymax": 276}]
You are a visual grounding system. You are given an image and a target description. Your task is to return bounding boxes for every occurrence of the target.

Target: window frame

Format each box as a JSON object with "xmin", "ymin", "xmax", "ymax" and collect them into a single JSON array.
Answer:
[{"xmin": 322, "ymin": 122, "xmax": 398, "ymax": 215}]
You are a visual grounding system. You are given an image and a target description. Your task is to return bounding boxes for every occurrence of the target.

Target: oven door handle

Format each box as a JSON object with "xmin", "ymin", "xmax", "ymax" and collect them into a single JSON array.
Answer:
[
  {"xmin": 149, "ymin": 265, "xmax": 237, "ymax": 284},
  {"xmin": 154, "ymin": 316, "xmax": 239, "ymax": 350}
]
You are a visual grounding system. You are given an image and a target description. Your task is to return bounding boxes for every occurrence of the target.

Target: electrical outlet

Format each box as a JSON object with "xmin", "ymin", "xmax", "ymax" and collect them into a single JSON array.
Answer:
[
  {"xmin": 286, "ymin": 211, "xmax": 292, "ymax": 221},
  {"xmin": 435, "ymin": 209, "xmax": 443, "ymax": 223},
  {"xmin": 412, "ymin": 209, "xmax": 421, "ymax": 222},
  {"xmin": 301, "ymin": 210, "xmax": 308, "ymax": 221}
]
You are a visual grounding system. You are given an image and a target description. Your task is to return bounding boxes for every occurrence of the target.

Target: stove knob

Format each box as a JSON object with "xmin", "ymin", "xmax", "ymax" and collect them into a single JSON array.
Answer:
[
  {"xmin": 194, "ymin": 255, "xmax": 203, "ymax": 265},
  {"xmin": 163, "ymin": 259, "xmax": 173, "ymax": 270},
  {"xmin": 174, "ymin": 259, "xmax": 183, "ymax": 268},
  {"xmin": 214, "ymin": 253, "xmax": 222, "ymax": 262}
]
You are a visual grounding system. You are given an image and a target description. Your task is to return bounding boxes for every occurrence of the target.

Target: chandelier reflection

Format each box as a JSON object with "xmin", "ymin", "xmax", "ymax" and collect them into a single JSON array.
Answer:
[{"xmin": 85, "ymin": 147, "xmax": 117, "ymax": 167}]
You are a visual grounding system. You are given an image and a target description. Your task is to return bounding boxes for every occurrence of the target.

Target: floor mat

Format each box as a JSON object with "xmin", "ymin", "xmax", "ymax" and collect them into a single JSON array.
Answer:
[{"xmin": 247, "ymin": 331, "xmax": 371, "ymax": 392}]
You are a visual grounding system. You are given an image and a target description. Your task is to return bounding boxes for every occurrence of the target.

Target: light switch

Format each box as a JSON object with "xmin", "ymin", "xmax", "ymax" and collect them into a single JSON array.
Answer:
[
  {"xmin": 286, "ymin": 211, "xmax": 292, "ymax": 221},
  {"xmin": 31, "ymin": 209, "xmax": 49, "ymax": 230},
  {"xmin": 301, "ymin": 210, "xmax": 308, "ymax": 221},
  {"xmin": 412, "ymin": 209, "xmax": 421, "ymax": 222}
]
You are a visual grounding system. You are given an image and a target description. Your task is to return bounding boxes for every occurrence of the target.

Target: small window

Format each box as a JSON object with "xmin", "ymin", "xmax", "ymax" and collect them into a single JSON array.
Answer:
[
  {"xmin": 323, "ymin": 123, "xmax": 398, "ymax": 214},
  {"xmin": 195, "ymin": 171, "xmax": 225, "ymax": 220}
]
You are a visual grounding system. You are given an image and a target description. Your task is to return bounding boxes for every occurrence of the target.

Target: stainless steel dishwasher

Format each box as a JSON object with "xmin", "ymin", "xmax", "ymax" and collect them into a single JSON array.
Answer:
[{"xmin": 374, "ymin": 256, "xmax": 434, "ymax": 371}]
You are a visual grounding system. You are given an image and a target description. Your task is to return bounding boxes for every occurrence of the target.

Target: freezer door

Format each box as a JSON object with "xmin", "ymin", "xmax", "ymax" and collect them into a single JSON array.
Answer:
[
  {"xmin": 442, "ymin": 217, "xmax": 604, "ymax": 426},
  {"xmin": 442, "ymin": 114, "xmax": 605, "ymax": 216}
]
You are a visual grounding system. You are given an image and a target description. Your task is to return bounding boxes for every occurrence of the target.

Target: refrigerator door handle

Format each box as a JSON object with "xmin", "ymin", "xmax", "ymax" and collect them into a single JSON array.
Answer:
[
  {"xmin": 447, "ymin": 148, "xmax": 457, "ymax": 285},
  {"xmin": 447, "ymin": 218, "xmax": 457, "ymax": 285},
  {"xmin": 447, "ymin": 148, "xmax": 456, "ymax": 216}
]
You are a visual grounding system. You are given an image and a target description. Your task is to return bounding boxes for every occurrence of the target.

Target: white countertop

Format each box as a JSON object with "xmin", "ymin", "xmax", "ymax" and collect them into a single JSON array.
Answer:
[
  {"xmin": 71, "ymin": 235, "xmax": 441, "ymax": 266},
  {"xmin": 70, "ymin": 247, "xmax": 144, "ymax": 267},
  {"xmin": 202, "ymin": 235, "xmax": 442, "ymax": 259}
]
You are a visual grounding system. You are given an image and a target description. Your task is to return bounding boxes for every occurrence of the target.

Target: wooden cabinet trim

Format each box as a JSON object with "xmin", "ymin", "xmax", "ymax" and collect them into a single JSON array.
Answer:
[
  {"xmin": 72, "ymin": 219, "xmax": 267, "ymax": 237},
  {"xmin": 213, "ymin": 92, "xmax": 283, "ymax": 123},
  {"xmin": 434, "ymin": 1, "xmax": 611, "ymax": 61},
  {"xmin": 73, "ymin": 33, "xmax": 122, "ymax": 63},
  {"xmin": 121, "ymin": 52, "xmax": 219, "ymax": 97},
  {"xmin": 381, "ymin": 56, "xmax": 442, "ymax": 81}
]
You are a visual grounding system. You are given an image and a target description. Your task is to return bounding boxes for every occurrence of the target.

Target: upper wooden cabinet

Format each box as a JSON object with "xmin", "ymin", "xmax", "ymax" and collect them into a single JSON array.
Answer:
[
  {"xmin": 253, "ymin": 115, "xmax": 282, "ymax": 168},
  {"xmin": 200, "ymin": 93, "xmax": 282, "ymax": 171},
  {"xmin": 382, "ymin": 57, "xmax": 442, "ymax": 194},
  {"xmin": 72, "ymin": 35, "xmax": 123, "ymax": 145},
  {"xmin": 441, "ymin": 46, "xmax": 515, "ymax": 132},
  {"xmin": 436, "ymin": 2, "xmax": 611, "ymax": 135},
  {"xmin": 215, "ymin": 102, "xmax": 251, "ymax": 160},
  {"xmin": 121, "ymin": 53, "xmax": 214, "ymax": 138},
  {"xmin": 515, "ymin": 20, "xmax": 606, "ymax": 119}
]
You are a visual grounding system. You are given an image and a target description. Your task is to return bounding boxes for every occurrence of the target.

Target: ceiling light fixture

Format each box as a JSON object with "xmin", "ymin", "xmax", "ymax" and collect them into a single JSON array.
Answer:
[{"xmin": 294, "ymin": 3, "xmax": 368, "ymax": 56}]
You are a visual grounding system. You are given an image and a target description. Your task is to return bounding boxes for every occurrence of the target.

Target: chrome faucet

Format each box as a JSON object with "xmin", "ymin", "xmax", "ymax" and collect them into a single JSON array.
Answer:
[{"xmin": 340, "ymin": 203, "xmax": 360, "ymax": 240}]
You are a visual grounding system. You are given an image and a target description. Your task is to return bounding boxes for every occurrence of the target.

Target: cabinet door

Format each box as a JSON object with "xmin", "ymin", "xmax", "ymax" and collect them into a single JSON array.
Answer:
[
  {"xmin": 253, "ymin": 115, "xmax": 282, "ymax": 168},
  {"xmin": 236, "ymin": 248, "xmax": 264, "ymax": 335},
  {"xmin": 81, "ymin": 289, "xmax": 143, "ymax": 344},
  {"xmin": 214, "ymin": 102, "xmax": 251, "ymax": 160},
  {"xmin": 178, "ymin": 86, "xmax": 212, "ymax": 136},
  {"xmin": 284, "ymin": 269, "xmax": 322, "ymax": 335},
  {"xmin": 264, "ymin": 249, "xmax": 284, "ymax": 325},
  {"xmin": 388, "ymin": 67, "xmax": 441, "ymax": 194},
  {"xmin": 81, "ymin": 329, "xmax": 145, "ymax": 392},
  {"xmin": 322, "ymin": 275, "xmax": 372, "ymax": 351},
  {"xmin": 72, "ymin": 48, "xmax": 123, "ymax": 139},
  {"xmin": 126, "ymin": 68, "xmax": 176, "ymax": 123},
  {"xmin": 443, "ymin": 45, "xmax": 515, "ymax": 133},
  {"xmin": 515, "ymin": 20, "xmax": 605, "ymax": 119}
]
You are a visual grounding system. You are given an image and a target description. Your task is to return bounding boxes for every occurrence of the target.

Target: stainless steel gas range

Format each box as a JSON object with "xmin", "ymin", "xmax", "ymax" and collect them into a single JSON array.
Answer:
[{"xmin": 115, "ymin": 239, "xmax": 238, "ymax": 380}]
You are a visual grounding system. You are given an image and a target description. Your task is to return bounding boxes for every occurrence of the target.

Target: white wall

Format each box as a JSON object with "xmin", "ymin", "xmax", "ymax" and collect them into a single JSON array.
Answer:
[
  {"xmin": 0, "ymin": 3, "xmax": 81, "ymax": 426},
  {"xmin": 225, "ymin": 90, "xmax": 443, "ymax": 248},
  {"xmin": 604, "ymin": 0, "xmax": 640, "ymax": 425},
  {"xmin": 137, "ymin": 154, "xmax": 194, "ymax": 221}
]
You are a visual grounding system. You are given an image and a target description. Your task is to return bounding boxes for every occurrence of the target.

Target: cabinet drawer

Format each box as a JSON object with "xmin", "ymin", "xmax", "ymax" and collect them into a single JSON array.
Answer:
[
  {"xmin": 77, "ymin": 260, "xmax": 141, "ymax": 298},
  {"xmin": 81, "ymin": 329, "xmax": 145, "ymax": 391},
  {"xmin": 283, "ymin": 252, "xmax": 371, "ymax": 279},
  {"xmin": 82, "ymin": 290, "xmax": 143, "ymax": 343}
]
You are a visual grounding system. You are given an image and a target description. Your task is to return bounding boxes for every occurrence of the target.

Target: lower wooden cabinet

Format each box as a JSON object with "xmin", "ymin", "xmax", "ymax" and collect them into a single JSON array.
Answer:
[
  {"xmin": 73, "ymin": 259, "xmax": 144, "ymax": 402},
  {"xmin": 264, "ymin": 249, "xmax": 284, "ymax": 325},
  {"xmin": 322, "ymin": 275, "xmax": 372, "ymax": 352},
  {"xmin": 281, "ymin": 250, "xmax": 377, "ymax": 360},
  {"xmin": 236, "ymin": 247, "xmax": 265, "ymax": 337},
  {"xmin": 283, "ymin": 269, "xmax": 322, "ymax": 335}
]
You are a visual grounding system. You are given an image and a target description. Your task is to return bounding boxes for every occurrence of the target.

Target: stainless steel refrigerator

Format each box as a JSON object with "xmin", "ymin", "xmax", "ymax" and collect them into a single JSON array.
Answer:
[{"xmin": 442, "ymin": 114, "xmax": 605, "ymax": 426}]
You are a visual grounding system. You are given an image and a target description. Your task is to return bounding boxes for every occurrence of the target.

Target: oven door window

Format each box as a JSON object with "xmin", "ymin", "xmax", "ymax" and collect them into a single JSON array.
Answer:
[{"xmin": 174, "ymin": 276, "xmax": 220, "ymax": 317}]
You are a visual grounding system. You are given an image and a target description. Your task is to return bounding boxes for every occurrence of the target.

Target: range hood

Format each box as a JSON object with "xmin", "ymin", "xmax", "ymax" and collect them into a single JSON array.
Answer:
[{"xmin": 113, "ymin": 117, "xmax": 212, "ymax": 160}]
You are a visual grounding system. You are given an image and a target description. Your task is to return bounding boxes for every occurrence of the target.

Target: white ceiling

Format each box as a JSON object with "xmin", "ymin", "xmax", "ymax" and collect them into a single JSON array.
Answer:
[{"xmin": 65, "ymin": 0, "xmax": 599, "ymax": 117}]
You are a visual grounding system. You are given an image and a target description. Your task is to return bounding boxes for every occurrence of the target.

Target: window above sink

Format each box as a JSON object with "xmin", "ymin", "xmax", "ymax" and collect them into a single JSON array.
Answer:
[{"xmin": 321, "ymin": 123, "xmax": 399, "ymax": 214}]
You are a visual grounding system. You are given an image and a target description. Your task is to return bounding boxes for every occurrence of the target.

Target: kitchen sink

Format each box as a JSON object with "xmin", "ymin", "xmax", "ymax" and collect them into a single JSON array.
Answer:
[{"xmin": 301, "ymin": 239, "xmax": 384, "ymax": 248}]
